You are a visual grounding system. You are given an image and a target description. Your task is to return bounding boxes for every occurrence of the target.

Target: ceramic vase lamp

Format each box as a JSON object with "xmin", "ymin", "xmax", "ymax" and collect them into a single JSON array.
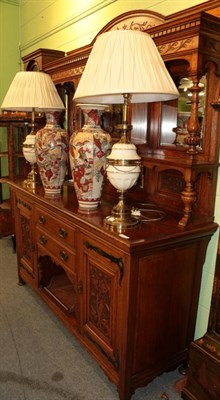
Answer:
[
  {"xmin": 74, "ymin": 29, "xmax": 179, "ymax": 228},
  {"xmin": 0, "ymin": 71, "xmax": 66, "ymax": 192},
  {"xmin": 35, "ymin": 110, "xmax": 68, "ymax": 195},
  {"xmin": 69, "ymin": 104, "xmax": 112, "ymax": 209}
]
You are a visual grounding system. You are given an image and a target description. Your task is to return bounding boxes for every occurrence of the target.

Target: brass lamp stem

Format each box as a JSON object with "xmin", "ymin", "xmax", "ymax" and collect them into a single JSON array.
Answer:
[
  {"xmin": 122, "ymin": 93, "xmax": 130, "ymax": 123},
  {"xmin": 116, "ymin": 93, "xmax": 132, "ymax": 142},
  {"xmin": 31, "ymin": 107, "xmax": 36, "ymax": 133}
]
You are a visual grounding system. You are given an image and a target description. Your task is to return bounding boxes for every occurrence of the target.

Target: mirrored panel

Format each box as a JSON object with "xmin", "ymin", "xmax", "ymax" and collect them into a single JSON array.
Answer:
[{"xmin": 160, "ymin": 75, "xmax": 206, "ymax": 147}]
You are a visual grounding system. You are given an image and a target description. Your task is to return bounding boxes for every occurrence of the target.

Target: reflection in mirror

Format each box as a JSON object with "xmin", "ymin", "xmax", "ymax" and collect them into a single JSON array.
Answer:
[
  {"xmin": 160, "ymin": 100, "xmax": 178, "ymax": 145},
  {"xmin": 131, "ymin": 103, "xmax": 148, "ymax": 145},
  {"xmin": 160, "ymin": 75, "xmax": 206, "ymax": 147}
]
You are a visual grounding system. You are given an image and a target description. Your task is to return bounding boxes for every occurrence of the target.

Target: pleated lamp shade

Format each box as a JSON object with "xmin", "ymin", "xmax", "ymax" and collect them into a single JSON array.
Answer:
[
  {"xmin": 74, "ymin": 30, "xmax": 179, "ymax": 104},
  {"xmin": 1, "ymin": 71, "xmax": 64, "ymax": 111}
]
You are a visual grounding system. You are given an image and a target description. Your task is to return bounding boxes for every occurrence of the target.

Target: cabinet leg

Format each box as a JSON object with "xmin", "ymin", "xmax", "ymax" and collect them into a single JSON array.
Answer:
[
  {"xmin": 11, "ymin": 234, "xmax": 16, "ymax": 253},
  {"xmin": 17, "ymin": 276, "xmax": 25, "ymax": 286},
  {"xmin": 178, "ymin": 362, "xmax": 188, "ymax": 375}
]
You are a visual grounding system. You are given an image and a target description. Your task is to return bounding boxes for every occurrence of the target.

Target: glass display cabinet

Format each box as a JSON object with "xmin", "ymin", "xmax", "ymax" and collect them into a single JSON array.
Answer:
[{"xmin": 0, "ymin": 116, "xmax": 30, "ymax": 237}]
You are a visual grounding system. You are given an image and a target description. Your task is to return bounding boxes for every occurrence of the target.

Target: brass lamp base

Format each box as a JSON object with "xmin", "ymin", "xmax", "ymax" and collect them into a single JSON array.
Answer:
[
  {"xmin": 105, "ymin": 198, "xmax": 140, "ymax": 230},
  {"xmin": 23, "ymin": 164, "xmax": 40, "ymax": 190}
]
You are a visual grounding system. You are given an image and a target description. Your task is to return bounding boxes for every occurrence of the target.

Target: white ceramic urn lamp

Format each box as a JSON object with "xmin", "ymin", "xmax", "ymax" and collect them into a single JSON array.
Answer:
[{"xmin": 73, "ymin": 29, "xmax": 179, "ymax": 228}]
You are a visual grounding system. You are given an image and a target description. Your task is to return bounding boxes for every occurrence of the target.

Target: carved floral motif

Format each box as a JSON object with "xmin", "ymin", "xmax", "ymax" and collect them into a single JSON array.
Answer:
[
  {"xmin": 158, "ymin": 38, "xmax": 196, "ymax": 55},
  {"xmin": 109, "ymin": 14, "xmax": 164, "ymax": 32},
  {"xmin": 89, "ymin": 264, "xmax": 112, "ymax": 339},
  {"xmin": 21, "ymin": 215, "xmax": 32, "ymax": 263}
]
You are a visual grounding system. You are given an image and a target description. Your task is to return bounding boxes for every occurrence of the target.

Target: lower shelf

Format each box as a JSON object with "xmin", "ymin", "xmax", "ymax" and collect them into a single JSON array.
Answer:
[{"xmin": 44, "ymin": 273, "xmax": 76, "ymax": 313}]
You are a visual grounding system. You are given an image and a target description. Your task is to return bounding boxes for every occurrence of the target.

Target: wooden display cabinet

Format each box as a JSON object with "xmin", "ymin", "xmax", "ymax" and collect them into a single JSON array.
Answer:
[
  {"xmin": 9, "ymin": 180, "xmax": 218, "ymax": 400},
  {"xmin": 43, "ymin": 1, "xmax": 220, "ymax": 228},
  {"xmin": 10, "ymin": 2, "xmax": 220, "ymax": 400},
  {"xmin": 182, "ymin": 102, "xmax": 220, "ymax": 400},
  {"xmin": 182, "ymin": 239, "xmax": 220, "ymax": 400},
  {"xmin": 0, "ymin": 117, "xmax": 29, "ymax": 237}
]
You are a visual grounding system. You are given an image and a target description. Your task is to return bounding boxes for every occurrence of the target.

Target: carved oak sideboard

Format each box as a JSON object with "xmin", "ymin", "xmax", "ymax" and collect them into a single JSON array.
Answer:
[
  {"xmin": 10, "ymin": 2, "xmax": 220, "ymax": 400},
  {"xmin": 9, "ymin": 180, "xmax": 218, "ymax": 400}
]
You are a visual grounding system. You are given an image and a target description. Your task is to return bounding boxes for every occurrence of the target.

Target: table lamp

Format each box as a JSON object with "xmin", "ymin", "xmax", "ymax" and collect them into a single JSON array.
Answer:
[
  {"xmin": 1, "ymin": 71, "xmax": 64, "ymax": 189},
  {"xmin": 74, "ymin": 29, "xmax": 179, "ymax": 228}
]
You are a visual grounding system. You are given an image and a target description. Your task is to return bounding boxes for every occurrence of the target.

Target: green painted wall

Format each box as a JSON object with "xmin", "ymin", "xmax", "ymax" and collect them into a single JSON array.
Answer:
[
  {"xmin": 1, "ymin": 0, "xmax": 218, "ymax": 339},
  {"xmin": 0, "ymin": 0, "xmax": 20, "ymax": 199},
  {"xmin": 19, "ymin": 0, "xmax": 210, "ymax": 57},
  {"xmin": 0, "ymin": 0, "xmax": 20, "ymax": 103}
]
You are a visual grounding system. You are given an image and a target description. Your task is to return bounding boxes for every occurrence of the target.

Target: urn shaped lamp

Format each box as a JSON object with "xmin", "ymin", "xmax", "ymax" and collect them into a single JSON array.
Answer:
[
  {"xmin": 1, "ymin": 71, "xmax": 65, "ymax": 189},
  {"xmin": 74, "ymin": 30, "xmax": 179, "ymax": 229}
]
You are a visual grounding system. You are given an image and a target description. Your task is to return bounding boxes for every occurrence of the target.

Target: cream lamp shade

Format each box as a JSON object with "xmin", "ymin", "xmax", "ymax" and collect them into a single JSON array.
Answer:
[
  {"xmin": 74, "ymin": 29, "xmax": 179, "ymax": 104},
  {"xmin": 1, "ymin": 71, "xmax": 64, "ymax": 112}
]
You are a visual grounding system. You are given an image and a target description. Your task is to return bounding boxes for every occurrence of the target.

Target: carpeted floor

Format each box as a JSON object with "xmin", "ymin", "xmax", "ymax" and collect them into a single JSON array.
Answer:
[{"xmin": 0, "ymin": 235, "xmax": 184, "ymax": 400}]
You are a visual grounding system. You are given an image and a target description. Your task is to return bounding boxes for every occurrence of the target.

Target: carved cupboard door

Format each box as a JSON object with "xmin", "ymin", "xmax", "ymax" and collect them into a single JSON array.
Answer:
[
  {"xmin": 79, "ymin": 233, "xmax": 124, "ymax": 371},
  {"xmin": 15, "ymin": 194, "xmax": 36, "ymax": 284}
]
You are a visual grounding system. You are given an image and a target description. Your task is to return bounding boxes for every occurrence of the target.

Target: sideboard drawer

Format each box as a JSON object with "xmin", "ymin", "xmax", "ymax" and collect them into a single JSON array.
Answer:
[
  {"xmin": 36, "ymin": 228, "xmax": 76, "ymax": 273},
  {"xmin": 35, "ymin": 207, "xmax": 76, "ymax": 248}
]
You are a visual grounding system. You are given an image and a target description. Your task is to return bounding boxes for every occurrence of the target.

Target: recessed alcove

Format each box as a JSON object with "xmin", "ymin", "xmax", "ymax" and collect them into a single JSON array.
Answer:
[{"xmin": 38, "ymin": 255, "xmax": 77, "ymax": 316}]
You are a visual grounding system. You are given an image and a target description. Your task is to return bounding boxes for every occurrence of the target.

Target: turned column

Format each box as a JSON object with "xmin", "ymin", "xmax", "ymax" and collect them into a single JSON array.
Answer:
[
  {"xmin": 179, "ymin": 77, "xmax": 202, "ymax": 226},
  {"xmin": 185, "ymin": 77, "xmax": 202, "ymax": 154}
]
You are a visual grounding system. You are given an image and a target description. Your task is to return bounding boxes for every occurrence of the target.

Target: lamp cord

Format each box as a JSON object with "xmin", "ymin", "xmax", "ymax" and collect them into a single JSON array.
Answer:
[{"xmin": 131, "ymin": 205, "xmax": 166, "ymax": 222}]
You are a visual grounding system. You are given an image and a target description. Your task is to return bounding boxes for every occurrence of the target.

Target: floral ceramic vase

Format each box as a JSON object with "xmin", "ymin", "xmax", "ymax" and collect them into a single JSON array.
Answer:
[
  {"xmin": 69, "ymin": 105, "xmax": 112, "ymax": 209},
  {"xmin": 35, "ymin": 111, "xmax": 68, "ymax": 195}
]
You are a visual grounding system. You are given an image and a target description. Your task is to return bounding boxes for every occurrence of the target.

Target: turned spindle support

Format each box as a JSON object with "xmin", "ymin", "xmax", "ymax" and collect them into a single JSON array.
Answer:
[
  {"xmin": 179, "ymin": 170, "xmax": 197, "ymax": 227},
  {"xmin": 185, "ymin": 77, "xmax": 201, "ymax": 154}
]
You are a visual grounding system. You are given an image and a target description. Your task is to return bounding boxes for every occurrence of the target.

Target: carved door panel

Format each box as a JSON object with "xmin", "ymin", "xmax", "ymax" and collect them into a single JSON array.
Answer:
[
  {"xmin": 15, "ymin": 195, "xmax": 35, "ymax": 282},
  {"xmin": 80, "ymin": 235, "xmax": 123, "ymax": 370}
]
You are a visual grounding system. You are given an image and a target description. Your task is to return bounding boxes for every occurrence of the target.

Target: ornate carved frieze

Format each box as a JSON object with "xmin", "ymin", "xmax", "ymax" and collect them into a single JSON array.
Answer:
[
  {"xmin": 111, "ymin": 16, "xmax": 164, "ymax": 32},
  {"xmin": 51, "ymin": 67, "xmax": 85, "ymax": 82},
  {"xmin": 157, "ymin": 37, "xmax": 198, "ymax": 56}
]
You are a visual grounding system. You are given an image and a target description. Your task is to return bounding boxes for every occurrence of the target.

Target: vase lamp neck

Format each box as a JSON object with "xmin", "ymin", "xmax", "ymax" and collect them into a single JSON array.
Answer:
[{"xmin": 82, "ymin": 109, "xmax": 102, "ymax": 127}]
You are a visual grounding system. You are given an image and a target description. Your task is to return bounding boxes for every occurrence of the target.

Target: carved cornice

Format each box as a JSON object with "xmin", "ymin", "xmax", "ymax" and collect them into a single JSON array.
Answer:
[
  {"xmin": 44, "ymin": 8, "xmax": 220, "ymax": 82},
  {"xmin": 51, "ymin": 67, "xmax": 85, "ymax": 83},
  {"xmin": 109, "ymin": 14, "xmax": 164, "ymax": 32},
  {"xmin": 151, "ymin": 20, "xmax": 201, "ymax": 39},
  {"xmin": 98, "ymin": 10, "xmax": 165, "ymax": 35}
]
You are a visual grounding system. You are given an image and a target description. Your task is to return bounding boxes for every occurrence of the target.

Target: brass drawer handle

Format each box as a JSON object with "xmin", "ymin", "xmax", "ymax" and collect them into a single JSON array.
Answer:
[
  {"xmin": 59, "ymin": 250, "xmax": 68, "ymax": 262},
  {"xmin": 59, "ymin": 227, "xmax": 67, "ymax": 239},
  {"xmin": 39, "ymin": 235, "xmax": 47, "ymax": 245},
  {"xmin": 39, "ymin": 215, "xmax": 46, "ymax": 224}
]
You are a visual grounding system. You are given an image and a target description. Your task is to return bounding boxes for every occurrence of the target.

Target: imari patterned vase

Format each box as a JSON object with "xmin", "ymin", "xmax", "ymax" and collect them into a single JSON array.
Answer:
[
  {"xmin": 69, "ymin": 105, "xmax": 112, "ymax": 209},
  {"xmin": 35, "ymin": 111, "xmax": 68, "ymax": 195}
]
